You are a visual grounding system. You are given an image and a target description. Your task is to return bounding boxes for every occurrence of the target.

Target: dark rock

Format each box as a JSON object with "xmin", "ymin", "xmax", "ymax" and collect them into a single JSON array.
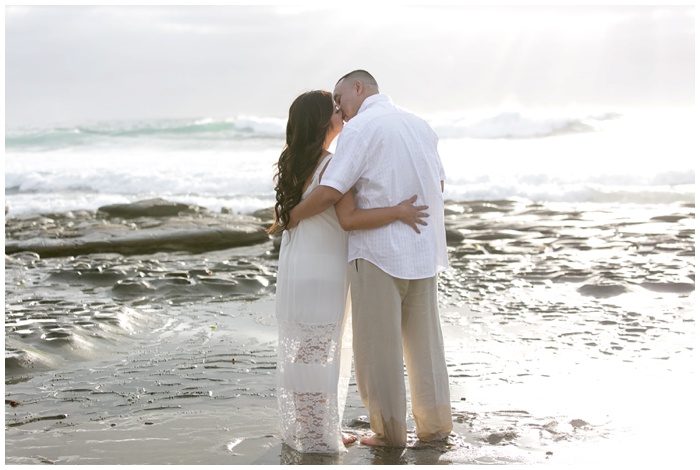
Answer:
[
  {"xmin": 97, "ymin": 198, "xmax": 200, "ymax": 218},
  {"xmin": 486, "ymin": 430, "xmax": 518, "ymax": 445},
  {"xmin": 445, "ymin": 228, "xmax": 465, "ymax": 244},
  {"xmin": 640, "ymin": 281, "xmax": 695, "ymax": 293},
  {"xmin": 5, "ymin": 200, "xmax": 271, "ymax": 258},
  {"xmin": 650, "ymin": 214, "xmax": 688, "ymax": 223},
  {"xmin": 251, "ymin": 207, "xmax": 275, "ymax": 223},
  {"xmin": 577, "ymin": 283, "xmax": 630, "ymax": 298},
  {"xmin": 6, "ymin": 223, "xmax": 270, "ymax": 258}
]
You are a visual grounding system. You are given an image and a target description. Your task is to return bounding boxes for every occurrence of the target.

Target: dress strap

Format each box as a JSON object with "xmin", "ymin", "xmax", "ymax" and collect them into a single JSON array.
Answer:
[
  {"xmin": 315, "ymin": 153, "xmax": 334, "ymax": 181},
  {"xmin": 302, "ymin": 153, "xmax": 333, "ymax": 199}
]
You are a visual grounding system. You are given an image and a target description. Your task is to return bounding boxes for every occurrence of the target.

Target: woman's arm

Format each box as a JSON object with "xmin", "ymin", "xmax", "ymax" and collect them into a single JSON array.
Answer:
[
  {"xmin": 335, "ymin": 192, "xmax": 429, "ymax": 234},
  {"xmin": 288, "ymin": 185, "xmax": 343, "ymax": 229}
]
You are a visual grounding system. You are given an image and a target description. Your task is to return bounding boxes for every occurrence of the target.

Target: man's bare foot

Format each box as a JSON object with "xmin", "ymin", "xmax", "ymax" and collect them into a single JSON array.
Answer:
[
  {"xmin": 359, "ymin": 434, "xmax": 386, "ymax": 447},
  {"xmin": 342, "ymin": 433, "xmax": 358, "ymax": 445}
]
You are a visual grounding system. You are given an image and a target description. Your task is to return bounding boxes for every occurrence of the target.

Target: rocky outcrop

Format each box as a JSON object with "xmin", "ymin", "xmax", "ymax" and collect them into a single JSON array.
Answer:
[
  {"xmin": 5, "ymin": 199, "xmax": 272, "ymax": 258},
  {"xmin": 97, "ymin": 198, "xmax": 199, "ymax": 218}
]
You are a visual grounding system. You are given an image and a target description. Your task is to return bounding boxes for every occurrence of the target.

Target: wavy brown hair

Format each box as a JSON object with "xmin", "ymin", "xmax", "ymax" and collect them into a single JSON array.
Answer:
[{"xmin": 269, "ymin": 90, "xmax": 334, "ymax": 234}]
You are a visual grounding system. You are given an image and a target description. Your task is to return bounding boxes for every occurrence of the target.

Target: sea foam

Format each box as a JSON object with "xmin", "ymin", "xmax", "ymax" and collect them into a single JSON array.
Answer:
[{"xmin": 4, "ymin": 108, "xmax": 695, "ymax": 216}]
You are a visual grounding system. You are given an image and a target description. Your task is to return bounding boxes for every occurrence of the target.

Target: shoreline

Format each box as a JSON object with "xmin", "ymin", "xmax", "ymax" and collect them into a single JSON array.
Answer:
[
  {"xmin": 5, "ymin": 296, "xmax": 695, "ymax": 465},
  {"xmin": 5, "ymin": 198, "xmax": 695, "ymax": 465}
]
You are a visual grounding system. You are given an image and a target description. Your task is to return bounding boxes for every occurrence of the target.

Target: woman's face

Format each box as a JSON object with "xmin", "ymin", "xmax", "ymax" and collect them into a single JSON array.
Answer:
[
  {"xmin": 332, "ymin": 78, "xmax": 360, "ymax": 122},
  {"xmin": 327, "ymin": 103, "xmax": 344, "ymax": 142}
]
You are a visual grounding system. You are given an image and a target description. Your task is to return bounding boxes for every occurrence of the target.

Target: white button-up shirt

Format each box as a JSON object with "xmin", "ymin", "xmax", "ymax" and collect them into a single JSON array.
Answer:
[{"xmin": 321, "ymin": 94, "xmax": 449, "ymax": 279}]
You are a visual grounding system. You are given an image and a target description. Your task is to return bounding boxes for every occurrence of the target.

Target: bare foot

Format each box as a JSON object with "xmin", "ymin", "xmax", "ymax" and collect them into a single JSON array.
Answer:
[
  {"xmin": 342, "ymin": 433, "xmax": 357, "ymax": 445},
  {"xmin": 359, "ymin": 434, "xmax": 386, "ymax": 447}
]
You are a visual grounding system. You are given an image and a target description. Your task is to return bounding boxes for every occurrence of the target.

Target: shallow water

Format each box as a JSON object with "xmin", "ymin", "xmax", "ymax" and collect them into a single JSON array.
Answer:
[{"xmin": 4, "ymin": 200, "xmax": 695, "ymax": 465}]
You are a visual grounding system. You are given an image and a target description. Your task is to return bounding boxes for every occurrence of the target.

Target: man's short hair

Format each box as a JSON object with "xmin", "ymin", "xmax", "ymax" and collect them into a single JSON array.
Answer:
[{"xmin": 337, "ymin": 70, "xmax": 379, "ymax": 90}]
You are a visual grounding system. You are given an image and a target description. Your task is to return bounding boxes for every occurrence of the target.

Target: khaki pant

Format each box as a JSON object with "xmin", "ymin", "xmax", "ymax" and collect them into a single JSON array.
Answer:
[{"xmin": 350, "ymin": 259, "xmax": 453, "ymax": 447}]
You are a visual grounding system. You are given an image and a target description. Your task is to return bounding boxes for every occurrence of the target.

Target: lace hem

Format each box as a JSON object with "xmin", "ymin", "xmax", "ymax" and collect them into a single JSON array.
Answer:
[
  {"xmin": 277, "ymin": 320, "xmax": 345, "ymax": 453},
  {"xmin": 278, "ymin": 387, "xmax": 343, "ymax": 453}
]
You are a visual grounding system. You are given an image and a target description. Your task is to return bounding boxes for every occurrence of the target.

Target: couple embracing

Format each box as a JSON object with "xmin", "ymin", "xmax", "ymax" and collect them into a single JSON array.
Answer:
[{"xmin": 271, "ymin": 70, "xmax": 452, "ymax": 453}]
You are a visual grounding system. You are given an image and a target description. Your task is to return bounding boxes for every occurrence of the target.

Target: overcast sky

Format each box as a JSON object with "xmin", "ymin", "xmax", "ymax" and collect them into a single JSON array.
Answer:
[{"xmin": 4, "ymin": 4, "xmax": 695, "ymax": 126}]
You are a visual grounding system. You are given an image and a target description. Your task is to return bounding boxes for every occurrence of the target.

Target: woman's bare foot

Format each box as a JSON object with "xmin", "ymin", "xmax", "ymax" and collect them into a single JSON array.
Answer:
[
  {"xmin": 342, "ymin": 433, "xmax": 358, "ymax": 445},
  {"xmin": 359, "ymin": 434, "xmax": 386, "ymax": 447}
]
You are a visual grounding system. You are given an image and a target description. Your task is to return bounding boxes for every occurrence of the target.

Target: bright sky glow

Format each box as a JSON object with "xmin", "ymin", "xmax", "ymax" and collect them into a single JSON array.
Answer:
[{"xmin": 4, "ymin": 4, "xmax": 695, "ymax": 125}]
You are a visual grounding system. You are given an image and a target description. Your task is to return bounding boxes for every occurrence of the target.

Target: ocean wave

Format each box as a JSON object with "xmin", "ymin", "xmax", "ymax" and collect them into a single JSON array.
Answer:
[
  {"xmin": 4, "ymin": 160, "xmax": 694, "ymax": 217},
  {"xmin": 430, "ymin": 111, "xmax": 621, "ymax": 139},
  {"xmin": 443, "ymin": 181, "xmax": 695, "ymax": 206},
  {"xmin": 5, "ymin": 117, "xmax": 287, "ymax": 151},
  {"xmin": 4, "ymin": 107, "xmax": 695, "ymax": 215},
  {"xmin": 5, "ymin": 109, "xmax": 634, "ymax": 152}
]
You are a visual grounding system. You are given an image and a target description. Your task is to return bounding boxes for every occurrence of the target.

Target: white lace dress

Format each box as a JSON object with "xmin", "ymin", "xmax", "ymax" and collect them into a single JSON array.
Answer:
[{"xmin": 276, "ymin": 154, "xmax": 352, "ymax": 453}]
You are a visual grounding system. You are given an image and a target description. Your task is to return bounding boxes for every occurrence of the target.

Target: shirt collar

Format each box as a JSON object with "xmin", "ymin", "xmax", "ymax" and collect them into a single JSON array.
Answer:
[{"xmin": 357, "ymin": 93, "xmax": 391, "ymax": 114}]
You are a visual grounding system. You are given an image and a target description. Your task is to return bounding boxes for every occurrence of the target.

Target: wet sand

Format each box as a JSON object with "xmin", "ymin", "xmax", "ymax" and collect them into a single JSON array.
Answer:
[{"xmin": 4, "ymin": 199, "xmax": 696, "ymax": 465}]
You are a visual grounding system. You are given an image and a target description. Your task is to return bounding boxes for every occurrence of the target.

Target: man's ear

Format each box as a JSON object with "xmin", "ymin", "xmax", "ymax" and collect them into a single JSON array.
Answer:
[{"xmin": 355, "ymin": 80, "xmax": 363, "ymax": 95}]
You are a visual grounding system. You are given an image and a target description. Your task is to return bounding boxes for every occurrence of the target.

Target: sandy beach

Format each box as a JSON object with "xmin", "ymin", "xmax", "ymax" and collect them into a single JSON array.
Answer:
[
  {"xmin": 5, "ymin": 5, "xmax": 696, "ymax": 465},
  {"xmin": 4, "ymin": 199, "xmax": 696, "ymax": 465}
]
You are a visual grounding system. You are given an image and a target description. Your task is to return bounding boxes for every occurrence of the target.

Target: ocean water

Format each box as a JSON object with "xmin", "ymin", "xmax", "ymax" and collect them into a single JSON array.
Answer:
[
  {"xmin": 4, "ymin": 106, "xmax": 696, "ymax": 464},
  {"xmin": 4, "ymin": 106, "xmax": 695, "ymax": 217}
]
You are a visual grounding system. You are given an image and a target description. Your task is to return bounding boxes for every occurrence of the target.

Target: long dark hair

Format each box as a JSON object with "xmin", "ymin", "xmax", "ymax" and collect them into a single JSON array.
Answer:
[{"xmin": 269, "ymin": 90, "xmax": 334, "ymax": 234}]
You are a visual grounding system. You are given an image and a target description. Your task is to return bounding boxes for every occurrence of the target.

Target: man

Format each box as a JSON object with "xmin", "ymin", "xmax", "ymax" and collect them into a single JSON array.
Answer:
[{"xmin": 290, "ymin": 70, "xmax": 452, "ymax": 447}]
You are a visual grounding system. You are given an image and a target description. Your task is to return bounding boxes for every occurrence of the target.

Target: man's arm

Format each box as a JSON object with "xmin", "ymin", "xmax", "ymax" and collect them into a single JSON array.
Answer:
[{"xmin": 288, "ymin": 185, "xmax": 343, "ymax": 228}]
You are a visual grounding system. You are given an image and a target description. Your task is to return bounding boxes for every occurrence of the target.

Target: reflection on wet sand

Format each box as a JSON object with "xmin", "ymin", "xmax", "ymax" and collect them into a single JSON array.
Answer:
[{"xmin": 5, "ymin": 200, "xmax": 694, "ymax": 465}]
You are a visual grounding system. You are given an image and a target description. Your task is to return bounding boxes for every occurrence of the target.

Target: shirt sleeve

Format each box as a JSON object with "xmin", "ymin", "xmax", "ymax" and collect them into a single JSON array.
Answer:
[
  {"xmin": 429, "ymin": 126, "xmax": 446, "ymax": 181},
  {"xmin": 320, "ymin": 127, "xmax": 368, "ymax": 195},
  {"xmin": 438, "ymin": 156, "xmax": 446, "ymax": 181}
]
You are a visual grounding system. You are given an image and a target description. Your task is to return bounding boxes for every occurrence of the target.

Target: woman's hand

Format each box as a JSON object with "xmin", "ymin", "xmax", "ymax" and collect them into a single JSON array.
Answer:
[
  {"xmin": 335, "ymin": 192, "xmax": 429, "ymax": 233},
  {"xmin": 396, "ymin": 195, "xmax": 429, "ymax": 234}
]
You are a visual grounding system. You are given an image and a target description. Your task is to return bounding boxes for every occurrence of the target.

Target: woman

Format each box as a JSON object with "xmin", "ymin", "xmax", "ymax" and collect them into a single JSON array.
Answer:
[{"xmin": 271, "ymin": 90, "xmax": 427, "ymax": 453}]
